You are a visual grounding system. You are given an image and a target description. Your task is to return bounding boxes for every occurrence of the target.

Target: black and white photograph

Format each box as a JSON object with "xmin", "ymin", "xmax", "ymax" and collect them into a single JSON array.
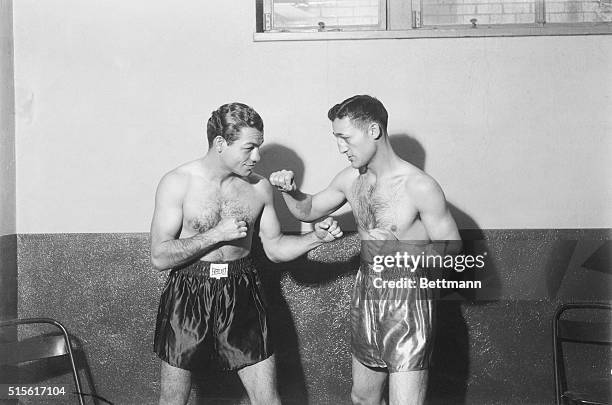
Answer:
[{"xmin": 0, "ymin": 1, "xmax": 611, "ymax": 404}]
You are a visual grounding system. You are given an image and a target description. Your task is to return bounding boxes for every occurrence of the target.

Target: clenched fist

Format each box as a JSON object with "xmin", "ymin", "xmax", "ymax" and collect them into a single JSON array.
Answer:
[
  {"xmin": 269, "ymin": 170, "xmax": 296, "ymax": 192},
  {"xmin": 211, "ymin": 218, "xmax": 248, "ymax": 242},
  {"xmin": 314, "ymin": 217, "xmax": 343, "ymax": 242}
]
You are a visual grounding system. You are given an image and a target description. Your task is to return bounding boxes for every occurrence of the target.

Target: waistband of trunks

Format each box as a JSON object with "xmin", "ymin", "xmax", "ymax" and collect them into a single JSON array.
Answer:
[{"xmin": 173, "ymin": 255, "xmax": 256, "ymax": 277}]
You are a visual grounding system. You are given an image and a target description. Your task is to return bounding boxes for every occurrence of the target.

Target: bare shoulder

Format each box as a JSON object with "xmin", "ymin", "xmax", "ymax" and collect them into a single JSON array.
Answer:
[
  {"xmin": 156, "ymin": 162, "xmax": 195, "ymax": 198},
  {"xmin": 249, "ymin": 172, "xmax": 270, "ymax": 188},
  {"xmin": 248, "ymin": 172, "xmax": 274, "ymax": 199},
  {"xmin": 402, "ymin": 166, "xmax": 446, "ymax": 205},
  {"xmin": 333, "ymin": 166, "xmax": 360, "ymax": 191}
]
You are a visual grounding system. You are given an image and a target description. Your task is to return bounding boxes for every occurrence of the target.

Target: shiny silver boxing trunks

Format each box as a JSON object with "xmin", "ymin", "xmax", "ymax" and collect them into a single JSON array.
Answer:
[{"xmin": 351, "ymin": 260, "xmax": 435, "ymax": 372}]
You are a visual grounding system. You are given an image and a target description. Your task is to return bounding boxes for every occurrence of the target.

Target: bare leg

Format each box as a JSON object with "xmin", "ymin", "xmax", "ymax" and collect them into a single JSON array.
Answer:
[
  {"xmin": 159, "ymin": 361, "xmax": 192, "ymax": 405},
  {"xmin": 388, "ymin": 369, "xmax": 427, "ymax": 405},
  {"xmin": 351, "ymin": 356, "xmax": 388, "ymax": 405},
  {"xmin": 237, "ymin": 355, "xmax": 281, "ymax": 405}
]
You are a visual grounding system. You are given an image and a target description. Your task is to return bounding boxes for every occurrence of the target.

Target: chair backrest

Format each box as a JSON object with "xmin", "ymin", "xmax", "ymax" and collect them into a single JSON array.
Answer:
[
  {"xmin": 556, "ymin": 319, "xmax": 612, "ymax": 344},
  {"xmin": 0, "ymin": 318, "xmax": 85, "ymax": 405},
  {"xmin": 0, "ymin": 334, "xmax": 69, "ymax": 365},
  {"xmin": 552, "ymin": 303, "xmax": 612, "ymax": 405}
]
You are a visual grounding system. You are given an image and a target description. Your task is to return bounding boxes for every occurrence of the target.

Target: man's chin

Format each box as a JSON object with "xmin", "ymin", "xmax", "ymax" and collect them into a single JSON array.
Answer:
[
  {"xmin": 242, "ymin": 166, "xmax": 256, "ymax": 175},
  {"xmin": 231, "ymin": 169, "xmax": 251, "ymax": 177}
]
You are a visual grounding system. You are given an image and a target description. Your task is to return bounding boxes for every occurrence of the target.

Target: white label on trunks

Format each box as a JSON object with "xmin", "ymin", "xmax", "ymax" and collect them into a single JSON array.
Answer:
[{"xmin": 210, "ymin": 263, "xmax": 228, "ymax": 279}]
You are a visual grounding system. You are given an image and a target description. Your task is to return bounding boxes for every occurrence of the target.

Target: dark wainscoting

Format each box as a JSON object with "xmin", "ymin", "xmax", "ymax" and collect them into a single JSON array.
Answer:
[{"xmin": 11, "ymin": 229, "xmax": 611, "ymax": 405}]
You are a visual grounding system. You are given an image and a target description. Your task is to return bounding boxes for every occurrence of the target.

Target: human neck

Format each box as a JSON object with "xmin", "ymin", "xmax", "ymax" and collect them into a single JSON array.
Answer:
[
  {"xmin": 201, "ymin": 152, "xmax": 235, "ymax": 183},
  {"xmin": 362, "ymin": 140, "xmax": 400, "ymax": 177}
]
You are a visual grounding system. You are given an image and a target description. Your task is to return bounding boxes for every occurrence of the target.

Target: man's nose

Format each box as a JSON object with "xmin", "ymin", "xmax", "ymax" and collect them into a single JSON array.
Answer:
[
  {"xmin": 337, "ymin": 139, "xmax": 348, "ymax": 153},
  {"xmin": 250, "ymin": 148, "xmax": 261, "ymax": 162}
]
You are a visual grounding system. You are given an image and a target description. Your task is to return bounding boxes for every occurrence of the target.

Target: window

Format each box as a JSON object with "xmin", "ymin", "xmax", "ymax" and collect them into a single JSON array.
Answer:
[
  {"xmin": 418, "ymin": 0, "xmax": 612, "ymax": 27},
  {"xmin": 267, "ymin": 0, "xmax": 386, "ymax": 31},
  {"xmin": 254, "ymin": 0, "xmax": 612, "ymax": 40}
]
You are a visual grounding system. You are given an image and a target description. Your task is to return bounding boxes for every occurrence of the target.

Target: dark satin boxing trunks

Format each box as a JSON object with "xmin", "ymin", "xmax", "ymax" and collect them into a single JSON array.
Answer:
[
  {"xmin": 351, "ymin": 261, "xmax": 435, "ymax": 372},
  {"xmin": 154, "ymin": 255, "xmax": 273, "ymax": 371}
]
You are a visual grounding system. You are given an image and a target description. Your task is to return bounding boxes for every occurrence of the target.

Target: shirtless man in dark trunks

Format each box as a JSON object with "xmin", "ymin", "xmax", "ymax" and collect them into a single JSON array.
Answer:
[
  {"xmin": 150, "ymin": 102, "xmax": 343, "ymax": 405},
  {"xmin": 269, "ymin": 95, "xmax": 461, "ymax": 405}
]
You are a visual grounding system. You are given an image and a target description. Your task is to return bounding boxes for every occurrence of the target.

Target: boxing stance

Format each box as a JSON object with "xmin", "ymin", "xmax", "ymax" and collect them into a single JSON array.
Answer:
[
  {"xmin": 150, "ymin": 102, "xmax": 343, "ymax": 405},
  {"xmin": 270, "ymin": 95, "xmax": 461, "ymax": 405}
]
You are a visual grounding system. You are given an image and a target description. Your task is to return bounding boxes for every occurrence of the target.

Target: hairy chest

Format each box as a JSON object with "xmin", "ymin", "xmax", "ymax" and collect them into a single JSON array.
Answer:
[
  {"xmin": 348, "ymin": 176, "xmax": 418, "ymax": 231},
  {"xmin": 183, "ymin": 187, "xmax": 262, "ymax": 233}
]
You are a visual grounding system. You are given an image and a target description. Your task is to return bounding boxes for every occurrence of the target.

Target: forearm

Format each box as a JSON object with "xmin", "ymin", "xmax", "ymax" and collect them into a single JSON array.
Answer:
[
  {"xmin": 263, "ymin": 232, "xmax": 323, "ymax": 263},
  {"xmin": 281, "ymin": 190, "xmax": 318, "ymax": 222},
  {"xmin": 151, "ymin": 230, "xmax": 220, "ymax": 271}
]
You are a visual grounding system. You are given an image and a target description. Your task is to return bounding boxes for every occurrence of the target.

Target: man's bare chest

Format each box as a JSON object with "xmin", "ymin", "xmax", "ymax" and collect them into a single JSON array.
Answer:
[
  {"xmin": 183, "ymin": 187, "xmax": 262, "ymax": 233},
  {"xmin": 348, "ymin": 176, "xmax": 417, "ymax": 231}
]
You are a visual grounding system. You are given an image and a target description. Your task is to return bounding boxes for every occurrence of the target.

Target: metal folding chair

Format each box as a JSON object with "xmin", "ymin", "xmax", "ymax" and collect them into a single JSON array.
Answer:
[
  {"xmin": 0, "ymin": 317, "xmax": 85, "ymax": 405},
  {"xmin": 553, "ymin": 303, "xmax": 612, "ymax": 405}
]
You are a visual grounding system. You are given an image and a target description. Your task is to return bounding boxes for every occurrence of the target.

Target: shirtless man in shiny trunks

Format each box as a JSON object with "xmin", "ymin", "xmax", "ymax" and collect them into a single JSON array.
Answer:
[
  {"xmin": 269, "ymin": 95, "xmax": 461, "ymax": 405},
  {"xmin": 150, "ymin": 102, "xmax": 343, "ymax": 405}
]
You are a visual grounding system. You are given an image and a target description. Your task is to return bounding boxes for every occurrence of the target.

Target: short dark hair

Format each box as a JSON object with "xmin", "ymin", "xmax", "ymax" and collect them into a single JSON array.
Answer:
[
  {"xmin": 206, "ymin": 102, "xmax": 263, "ymax": 146},
  {"xmin": 328, "ymin": 95, "xmax": 388, "ymax": 136}
]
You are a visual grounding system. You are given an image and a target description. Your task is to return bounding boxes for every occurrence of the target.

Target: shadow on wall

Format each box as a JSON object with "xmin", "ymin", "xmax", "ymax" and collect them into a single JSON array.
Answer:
[
  {"xmin": 257, "ymin": 143, "xmax": 360, "ymax": 286},
  {"xmin": 257, "ymin": 143, "xmax": 305, "ymax": 233},
  {"xmin": 258, "ymin": 142, "xmax": 357, "ymax": 233}
]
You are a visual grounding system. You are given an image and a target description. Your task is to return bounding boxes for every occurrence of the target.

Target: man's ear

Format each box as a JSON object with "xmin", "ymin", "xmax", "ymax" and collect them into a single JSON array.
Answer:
[
  {"xmin": 369, "ymin": 123, "xmax": 382, "ymax": 140},
  {"xmin": 214, "ymin": 136, "xmax": 226, "ymax": 152}
]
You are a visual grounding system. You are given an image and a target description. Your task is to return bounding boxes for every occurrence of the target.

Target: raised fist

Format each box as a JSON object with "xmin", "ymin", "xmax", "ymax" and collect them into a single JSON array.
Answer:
[
  {"xmin": 314, "ymin": 217, "xmax": 343, "ymax": 242},
  {"xmin": 269, "ymin": 170, "xmax": 296, "ymax": 192},
  {"xmin": 212, "ymin": 218, "xmax": 248, "ymax": 242}
]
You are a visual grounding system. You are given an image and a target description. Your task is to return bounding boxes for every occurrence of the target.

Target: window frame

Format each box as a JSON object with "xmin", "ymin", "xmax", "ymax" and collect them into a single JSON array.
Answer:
[{"xmin": 254, "ymin": 0, "xmax": 612, "ymax": 41}]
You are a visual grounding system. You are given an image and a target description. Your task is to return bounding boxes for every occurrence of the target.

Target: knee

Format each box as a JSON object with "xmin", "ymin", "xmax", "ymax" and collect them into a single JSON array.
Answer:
[
  {"xmin": 351, "ymin": 386, "xmax": 381, "ymax": 405},
  {"xmin": 159, "ymin": 390, "xmax": 188, "ymax": 405},
  {"xmin": 159, "ymin": 380, "xmax": 190, "ymax": 405},
  {"xmin": 250, "ymin": 389, "xmax": 281, "ymax": 405}
]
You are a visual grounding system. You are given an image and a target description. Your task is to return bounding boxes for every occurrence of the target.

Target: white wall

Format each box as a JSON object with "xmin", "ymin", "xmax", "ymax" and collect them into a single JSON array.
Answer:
[
  {"xmin": 13, "ymin": 1, "xmax": 612, "ymax": 233},
  {"xmin": 0, "ymin": 0, "xmax": 15, "ymax": 236}
]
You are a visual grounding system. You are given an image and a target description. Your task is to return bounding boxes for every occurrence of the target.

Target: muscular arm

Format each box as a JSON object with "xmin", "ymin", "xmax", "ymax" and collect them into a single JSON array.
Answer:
[
  {"xmin": 412, "ymin": 176, "xmax": 462, "ymax": 255},
  {"xmin": 277, "ymin": 170, "xmax": 348, "ymax": 222},
  {"xmin": 149, "ymin": 172, "xmax": 224, "ymax": 271},
  {"xmin": 258, "ymin": 180, "xmax": 340, "ymax": 263}
]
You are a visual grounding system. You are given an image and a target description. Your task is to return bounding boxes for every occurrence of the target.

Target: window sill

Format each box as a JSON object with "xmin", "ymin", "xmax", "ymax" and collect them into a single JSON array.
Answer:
[{"xmin": 253, "ymin": 23, "xmax": 612, "ymax": 41}]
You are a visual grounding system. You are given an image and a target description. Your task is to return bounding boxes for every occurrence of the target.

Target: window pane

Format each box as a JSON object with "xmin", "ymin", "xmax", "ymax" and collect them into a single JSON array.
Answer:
[
  {"xmin": 421, "ymin": 0, "xmax": 536, "ymax": 26},
  {"xmin": 546, "ymin": 0, "xmax": 612, "ymax": 23},
  {"xmin": 272, "ymin": 0, "xmax": 383, "ymax": 30}
]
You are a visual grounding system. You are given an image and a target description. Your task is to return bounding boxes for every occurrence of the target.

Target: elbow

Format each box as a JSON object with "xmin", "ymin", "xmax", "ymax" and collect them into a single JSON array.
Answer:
[
  {"xmin": 302, "ymin": 217, "xmax": 318, "ymax": 223},
  {"xmin": 262, "ymin": 245, "xmax": 283, "ymax": 263},
  {"xmin": 292, "ymin": 213, "xmax": 320, "ymax": 223},
  {"xmin": 150, "ymin": 252, "xmax": 168, "ymax": 271},
  {"xmin": 265, "ymin": 250, "xmax": 282, "ymax": 263},
  {"xmin": 259, "ymin": 236, "xmax": 283, "ymax": 263}
]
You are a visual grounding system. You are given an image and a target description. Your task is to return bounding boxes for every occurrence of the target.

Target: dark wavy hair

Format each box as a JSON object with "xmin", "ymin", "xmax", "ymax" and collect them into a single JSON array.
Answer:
[
  {"xmin": 206, "ymin": 102, "xmax": 263, "ymax": 146},
  {"xmin": 327, "ymin": 95, "xmax": 388, "ymax": 136}
]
